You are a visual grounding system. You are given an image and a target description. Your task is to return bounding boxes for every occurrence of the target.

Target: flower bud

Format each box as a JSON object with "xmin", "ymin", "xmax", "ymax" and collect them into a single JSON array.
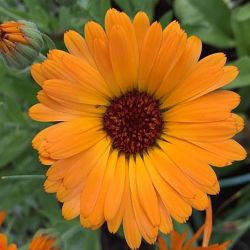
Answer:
[
  {"xmin": 29, "ymin": 229, "xmax": 63, "ymax": 250},
  {"xmin": 0, "ymin": 20, "xmax": 43, "ymax": 70}
]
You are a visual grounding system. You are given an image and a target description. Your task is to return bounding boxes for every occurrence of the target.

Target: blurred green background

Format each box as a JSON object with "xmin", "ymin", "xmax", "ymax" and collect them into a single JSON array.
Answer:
[{"xmin": 0, "ymin": 0, "xmax": 250, "ymax": 249}]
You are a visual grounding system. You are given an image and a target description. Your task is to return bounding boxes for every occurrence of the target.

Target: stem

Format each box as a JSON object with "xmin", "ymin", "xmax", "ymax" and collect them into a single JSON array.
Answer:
[
  {"xmin": 41, "ymin": 33, "xmax": 57, "ymax": 50},
  {"xmin": 220, "ymin": 173, "xmax": 250, "ymax": 188},
  {"xmin": 62, "ymin": 224, "xmax": 82, "ymax": 241},
  {"xmin": 37, "ymin": 53, "xmax": 47, "ymax": 62},
  {"xmin": 1, "ymin": 175, "xmax": 46, "ymax": 180},
  {"xmin": 0, "ymin": 6, "xmax": 23, "ymax": 20}
]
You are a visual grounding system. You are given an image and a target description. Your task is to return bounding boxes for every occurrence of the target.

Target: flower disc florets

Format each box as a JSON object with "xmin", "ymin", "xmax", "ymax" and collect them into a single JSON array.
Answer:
[{"xmin": 103, "ymin": 91, "xmax": 164, "ymax": 154}]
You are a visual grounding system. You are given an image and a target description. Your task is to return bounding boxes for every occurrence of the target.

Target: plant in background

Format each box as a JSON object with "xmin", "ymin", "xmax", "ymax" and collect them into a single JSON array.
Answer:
[
  {"xmin": 0, "ymin": 210, "xmax": 62, "ymax": 250},
  {"xmin": 0, "ymin": 20, "xmax": 43, "ymax": 70},
  {"xmin": 28, "ymin": 229, "xmax": 63, "ymax": 250},
  {"xmin": 0, "ymin": 234, "xmax": 17, "ymax": 250},
  {"xmin": 29, "ymin": 8, "xmax": 246, "ymax": 249},
  {"xmin": 157, "ymin": 199, "xmax": 231, "ymax": 250}
]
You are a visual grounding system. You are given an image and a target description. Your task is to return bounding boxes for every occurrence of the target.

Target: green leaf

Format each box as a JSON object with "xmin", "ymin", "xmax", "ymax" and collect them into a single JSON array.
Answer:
[
  {"xmin": 0, "ymin": 130, "xmax": 31, "ymax": 168},
  {"xmin": 5, "ymin": 96, "xmax": 28, "ymax": 125},
  {"xmin": 231, "ymin": 2, "xmax": 250, "ymax": 57},
  {"xmin": 159, "ymin": 10, "xmax": 173, "ymax": 27},
  {"xmin": 224, "ymin": 56, "xmax": 250, "ymax": 89},
  {"xmin": 41, "ymin": 33, "xmax": 57, "ymax": 50},
  {"xmin": 101, "ymin": 0, "xmax": 111, "ymax": 19},
  {"xmin": 174, "ymin": 0, "xmax": 235, "ymax": 48},
  {"xmin": 113, "ymin": 0, "xmax": 159, "ymax": 20}
]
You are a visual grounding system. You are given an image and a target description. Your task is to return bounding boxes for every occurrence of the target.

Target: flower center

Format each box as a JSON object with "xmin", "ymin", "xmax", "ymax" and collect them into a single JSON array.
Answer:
[{"xmin": 103, "ymin": 91, "xmax": 164, "ymax": 154}]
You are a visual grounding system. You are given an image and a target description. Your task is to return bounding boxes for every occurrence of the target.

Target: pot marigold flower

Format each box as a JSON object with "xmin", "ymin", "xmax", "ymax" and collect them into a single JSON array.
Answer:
[
  {"xmin": 0, "ymin": 211, "xmax": 7, "ymax": 228},
  {"xmin": 0, "ymin": 20, "xmax": 43, "ymax": 70},
  {"xmin": 158, "ymin": 198, "xmax": 231, "ymax": 250},
  {"xmin": 0, "ymin": 234, "xmax": 17, "ymax": 250},
  {"xmin": 29, "ymin": 9, "xmax": 246, "ymax": 249},
  {"xmin": 28, "ymin": 229, "xmax": 62, "ymax": 250}
]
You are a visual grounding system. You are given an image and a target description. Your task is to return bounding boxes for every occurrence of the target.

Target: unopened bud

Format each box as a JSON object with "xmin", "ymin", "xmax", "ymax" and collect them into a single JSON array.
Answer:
[
  {"xmin": 0, "ymin": 20, "xmax": 43, "ymax": 70},
  {"xmin": 29, "ymin": 229, "xmax": 63, "ymax": 250}
]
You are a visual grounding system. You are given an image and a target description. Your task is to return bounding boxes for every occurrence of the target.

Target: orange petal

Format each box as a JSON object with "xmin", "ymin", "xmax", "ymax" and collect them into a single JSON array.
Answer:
[
  {"xmin": 63, "ymin": 137, "xmax": 111, "ymax": 188},
  {"xmin": 163, "ymin": 90, "xmax": 239, "ymax": 123},
  {"xmin": 44, "ymin": 179, "xmax": 61, "ymax": 193},
  {"xmin": 158, "ymin": 197, "xmax": 173, "ymax": 234},
  {"xmin": 138, "ymin": 22, "xmax": 162, "ymax": 91},
  {"xmin": 43, "ymin": 79, "xmax": 109, "ymax": 106},
  {"xmin": 62, "ymin": 194, "xmax": 80, "ymax": 220},
  {"xmin": 104, "ymin": 154, "xmax": 126, "ymax": 220},
  {"xmin": 164, "ymin": 135, "xmax": 230, "ymax": 168},
  {"xmin": 147, "ymin": 30, "xmax": 187, "ymax": 95},
  {"xmin": 144, "ymin": 153, "xmax": 192, "ymax": 220},
  {"xmin": 159, "ymin": 141, "xmax": 218, "ymax": 187},
  {"xmin": 192, "ymin": 139, "xmax": 246, "ymax": 162},
  {"xmin": 64, "ymin": 30, "xmax": 97, "ymax": 68},
  {"xmin": 133, "ymin": 11, "xmax": 150, "ymax": 52},
  {"xmin": 158, "ymin": 234, "xmax": 169, "ymax": 250},
  {"xmin": 57, "ymin": 179, "xmax": 85, "ymax": 202},
  {"xmin": 80, "ymin": 144, "xmax": 110, "ymax": 217},
  {"xmin": 109, "ymin": 25, "xmax": 137, "ymax": 92},
  {"xmin": 129, "ymin": 156, "xmax": 158, "ymax": 243},
  {"xmin": 156, "ymin": 36, "xmax": 202, "ymax": 99},
  {"xmin": 162, "ymin": 66, "xmax": 224, "ymax": 109},
  {"xmin": 0, "ymin": 211, "xmax": 7, "ymax": 228},
  {"xmin": 31, "ymin": 63, "xmax": 46, "ymax": 87},
  {"xmin": 93, "ymin": 37, "xmax": 121, "ymax": 96},
  {"xmin": 135, "ymin": 155, "xmax": 160, "ymax": 226},
  {"xmin": 148, "ymin": 148, "xmax": 197, "ymax": 199},
  {"xmin": 123, "ymin": 192, "xmax": 142, "ymax": 250},
  {"xmin": 61, "ymin": 54, "xmax": 112, "ymax": 97},
  {"xmin": 84, "ymin": 21, "xmax": 108, "ymax": 57},
  {"xmin": 29, "ymin": 103, "xmax": 77, "ymax": 122},
  {"xmin": 107, "ymin": 153, "xmax": 129, "ymax": 233},
  {"xmin": 203, "ymin": 196, "xmax": 212, "ymax": 247},
  {"xmin": 165, "ymin": 118, "xmax": 238, "ymax": 142},
  {"xmin": 87, "ymin": 150, "xmax": 118, "ymax": 227}
]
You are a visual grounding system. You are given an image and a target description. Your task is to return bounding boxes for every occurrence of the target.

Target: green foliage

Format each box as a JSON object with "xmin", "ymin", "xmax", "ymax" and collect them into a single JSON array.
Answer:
[
  {"xmin": 0, "ymin": 0, "xmax": 249, "ymax": 249},
  {"xmin": 174, "ymin": 0, "xmax": 235, "ymax": 48},
  {"xmin": 231, "ymin": 2, "xmax": 250, "ymax": 57}
]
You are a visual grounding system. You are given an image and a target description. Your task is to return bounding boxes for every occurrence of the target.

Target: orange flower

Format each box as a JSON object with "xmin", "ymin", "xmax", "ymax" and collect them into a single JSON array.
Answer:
[
  {"xmin": 29, "ymin": 9, "xmax": 246, "ymax": 249},
  {"xmin": 0, "ymin": 234, "xmax": 17, "ymax": 250},
  {"xmin": 0, "ymin": 211, "xmax": 6, "ymax": 228},
  {"xmin": 0, "ymin": 20, "xmax": 43, "ymax": 69},
  {"xmin": 28, "ymin": 231, "xmax": 61, "ymax": 250},
  {"xmin": 158, "ymin": 198, "xmax": 231, "ymax": 250}
]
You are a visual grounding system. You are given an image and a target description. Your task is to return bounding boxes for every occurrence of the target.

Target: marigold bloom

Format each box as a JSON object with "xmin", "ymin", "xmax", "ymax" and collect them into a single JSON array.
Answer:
[
  {"xmin": 28, "ymin": 229, "xmax": 61, "ymax": 250},
  {"xmin": 0, "ymin": 211, "xmax": 7, "ymax": 228},
  {"xmin": 158, "ymin": 198, "xmax": 231, "ymax": 250},
  {"xmin": 29, "ymin": 9, "xmax": 246, "ymax": 249},
  {"xmin": 0, "ymin": 20, "xmax": 43, "ymax": 69},
  {"xmin": 0, "ymin": 234, "xmax": 17, "ymax": 250}
]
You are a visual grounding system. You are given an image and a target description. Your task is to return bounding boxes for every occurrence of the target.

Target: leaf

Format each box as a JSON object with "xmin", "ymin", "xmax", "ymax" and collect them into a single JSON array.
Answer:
[
  {"xmin": 159, "ymin": 10, "xmax": 173, "ymax": 27},
  {"xmin": 231, "ymin": 2, "xmax": 250, "ymax": 57},
  {"xmin": 5, "ymin": 96, "xmax": 28, "ymax": 125},
  {"xmin": 113, "ymin": 0, "xmax": 159, "ymax": 20},
  {"xmin": 0, "ymin": 130, "xmax": 31, "ymax": 168},
  {"xmin": 224, "ymin": 56, "xmax": 250, "ymax": 89},
  {"xmin": 173, "ymin": 0, "xmax": 235, "ymax": 48}
]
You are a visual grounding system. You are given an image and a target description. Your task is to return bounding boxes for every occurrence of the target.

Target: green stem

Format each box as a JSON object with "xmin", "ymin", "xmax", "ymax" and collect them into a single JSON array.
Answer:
[
  {"xmin": 1, "ymin": 175, "xmax": 46, "ymax": 180},
  {"xmin": 41, "ymin": 33, "xmax": 57, "ymax": 50},
  {"xmin": 220, "ymin": 173, "xmax": 250, "ymax": 188},
  {"xmin": 62, "ymin": 224, "xmax": 82, "ymax": 241},
  {"xmin": 37, "ymin": 53, "xmax": 47, "ymax": 62},
  {"xmin": 0, "ymin": 6, "xmax": 24, "ymax": 20}
]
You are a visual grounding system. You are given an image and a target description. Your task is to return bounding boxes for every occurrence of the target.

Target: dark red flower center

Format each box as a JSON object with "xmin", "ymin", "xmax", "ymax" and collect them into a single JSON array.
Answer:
[{"xmin": 103, "ymin": 91, "xmax": 164, "ymax": 154}]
